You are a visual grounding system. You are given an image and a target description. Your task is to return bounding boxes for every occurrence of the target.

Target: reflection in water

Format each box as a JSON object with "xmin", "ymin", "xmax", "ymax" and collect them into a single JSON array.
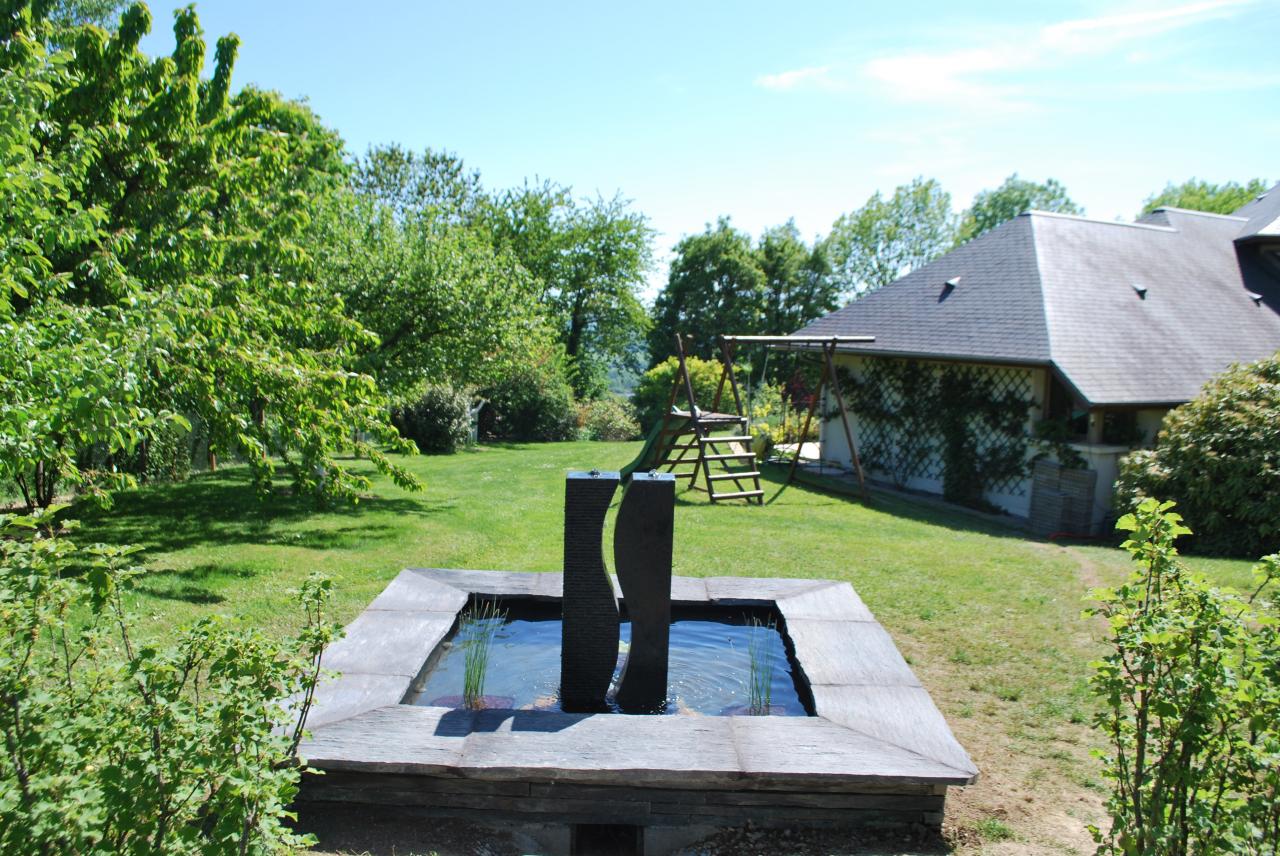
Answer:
[{"xmin": 410, "ymin": 611, "xmax": 808, "ymax": 716}]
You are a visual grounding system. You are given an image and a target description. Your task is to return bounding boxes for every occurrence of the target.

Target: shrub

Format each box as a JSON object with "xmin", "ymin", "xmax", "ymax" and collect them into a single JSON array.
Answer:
[
  {"xmin": 1114, "ymin": 352, "xmax": 1280, "ymax": 557},
  {"xmin": 631, "ymin": 356, "xmax": 725, "ymax": 428},
  {"xmin": 480, "ymin": 357, "xmax": 577, "ymax": 442},
  {"xmin": 392, "ymin": 383, "xmax": 472, "ymax": 454},
  {"xmin": 0, "ymin": 509, "xmax": 339, "ymax": 854},
  {"xmin": 578, "ymin": 397, "xmax": 641, "ymax": 441},
  {"xmin": 1088, "ymin": 499, "xmax": 1280, "ymax": 854}
]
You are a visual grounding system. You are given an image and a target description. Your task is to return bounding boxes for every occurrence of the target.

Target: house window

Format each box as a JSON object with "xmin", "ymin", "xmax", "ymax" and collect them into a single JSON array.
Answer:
[
  {"xmin": 1101, "ymin": 411, "xmax": 1141, "ymax": 446},
  {"xmin": 1046, "ymin": 375, "xmax": 1088, "ymax": 440}
]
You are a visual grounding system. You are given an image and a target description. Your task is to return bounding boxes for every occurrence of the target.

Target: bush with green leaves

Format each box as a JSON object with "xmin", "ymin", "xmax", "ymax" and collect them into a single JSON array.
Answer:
[
  {"xmin": 630, "ymin": 356, "xmax": 725, "ymax": 429},
  {"xmin": 0, "ymin": 509, "xmax": 339, "ymax": 854},
  {"xmin": 479, "ymin": 353, "xmax": 577, "ymax": 442},
  {"xmin": 1115, "ymin": 352, "xmax": 1280, "ymax": 557},
  {"xmin": 391, "ymin": 383, "xmax": 472, "ymax": 454},
  {"xmin": 578, "ymin": 396, "xmax": 641, "ymax": 441},
  {"xmin": 1088, "ymin": 499, "xmax": 1279, "ymax": 854}
]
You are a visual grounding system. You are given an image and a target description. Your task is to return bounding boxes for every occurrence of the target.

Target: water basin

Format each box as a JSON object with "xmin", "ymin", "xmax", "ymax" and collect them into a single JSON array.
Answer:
[{"xmin": 404, "ymin": 601, "xmax": 811, "ymax": 716}]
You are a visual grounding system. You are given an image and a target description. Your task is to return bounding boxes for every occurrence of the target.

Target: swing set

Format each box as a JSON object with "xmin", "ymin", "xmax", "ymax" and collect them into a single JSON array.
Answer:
[{"xmin": 620, "ymin": 333, "xmax": 874, "ymax": 504}]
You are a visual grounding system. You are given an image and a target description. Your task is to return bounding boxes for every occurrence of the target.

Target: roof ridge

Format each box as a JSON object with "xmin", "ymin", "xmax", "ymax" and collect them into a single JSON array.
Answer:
[
  {"xmin": 1152, "ymin": 206, "xmax": 1248, "ymax": 221},
  {"xmin": 1025, "ymin": 209, "xmax": 1176, "ymax": 232}
]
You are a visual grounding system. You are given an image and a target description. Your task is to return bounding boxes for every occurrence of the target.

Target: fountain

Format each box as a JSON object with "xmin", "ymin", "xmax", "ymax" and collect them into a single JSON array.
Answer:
[{"xmin": 293, "ymin": 470, "xmax": 977, "ymax": 855}]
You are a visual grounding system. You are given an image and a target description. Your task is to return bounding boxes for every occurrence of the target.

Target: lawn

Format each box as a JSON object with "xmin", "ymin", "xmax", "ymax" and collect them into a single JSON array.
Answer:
[{"xmin": 74, "ymin": 441, "xmax": 1257, "ymax": 855}]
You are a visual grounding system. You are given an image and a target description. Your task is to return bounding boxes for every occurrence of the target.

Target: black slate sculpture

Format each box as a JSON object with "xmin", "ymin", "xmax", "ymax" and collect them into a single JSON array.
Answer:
[
  {"xmin": 559, "ymin": 470, "xmax": 620, "ymax": 711},
  {"xmin": 613, "ymin": 471, "xmax": 676, "ymax": 712}
]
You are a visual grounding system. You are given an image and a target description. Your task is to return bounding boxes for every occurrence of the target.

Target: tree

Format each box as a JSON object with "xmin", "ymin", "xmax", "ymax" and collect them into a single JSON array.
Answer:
[
  {"xmin": 648, "ymin": 218, "xmax": 766, "ymax": 363},
  {"xmin": 956, "ymin": 174, "xmax": 1082, "ymax": 244},
  {"xmin": 826, "ymin": 177, "xmax": 955, "ymax": 298},
  {"xmin": 309, "ymin": 147, "xmax": 551, "ymax": 402},
  {"xmin": 487, "ymin": 183, "xmax": 653, "ymax": 397},
  {"xmin": 0, "ymin": 2, "xmax": 417, "ymax": 508},
  {"xmin": 1142, "ymin": 178, "xmax": 1270, "ymax": 216},
  {"xmin": 757, "ymin": 221, "xmax": 840, "ymax": 334}
]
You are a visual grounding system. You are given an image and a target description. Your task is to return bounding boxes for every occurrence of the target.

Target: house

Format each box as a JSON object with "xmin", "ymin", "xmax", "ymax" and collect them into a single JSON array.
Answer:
[{"xmin": 795, "ymin": 184, "xmax": 1280, "ymax": 534}]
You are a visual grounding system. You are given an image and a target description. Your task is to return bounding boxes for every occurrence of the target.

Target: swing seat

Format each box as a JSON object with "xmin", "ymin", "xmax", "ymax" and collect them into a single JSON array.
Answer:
[{"xmin": 671, "ymin": 409, "xmax": 745, "ymax": 426}]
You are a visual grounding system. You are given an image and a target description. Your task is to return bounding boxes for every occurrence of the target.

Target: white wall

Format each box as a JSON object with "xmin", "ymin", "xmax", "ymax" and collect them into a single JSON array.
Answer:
[{"xmin": 821, "ymin": 355, "xmax": 1047, "ymax": 518}]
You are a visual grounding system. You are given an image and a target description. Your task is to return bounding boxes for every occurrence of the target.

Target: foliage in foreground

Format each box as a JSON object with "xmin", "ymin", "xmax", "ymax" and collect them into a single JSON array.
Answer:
[
  {"xmin": 0, "ymin": 509, "xmax": 338, "ymax": 854},
  {"xmin": 1088, "ymin": 500, "xmax": 1279, "ymax": 854},
  {"xmin": 1115, "ymin": 352, "xmax": 1280, "ymax": 557}
]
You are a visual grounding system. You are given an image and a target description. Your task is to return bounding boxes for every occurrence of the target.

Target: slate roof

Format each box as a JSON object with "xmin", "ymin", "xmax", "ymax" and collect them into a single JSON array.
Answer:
[
  {"xmin": 1233, "ymin": 185, "xmax": 1280, "ymax": 242},
  {"xmin": 796, "ymin": 189, "xmax": 1280, "ymax": 407}
]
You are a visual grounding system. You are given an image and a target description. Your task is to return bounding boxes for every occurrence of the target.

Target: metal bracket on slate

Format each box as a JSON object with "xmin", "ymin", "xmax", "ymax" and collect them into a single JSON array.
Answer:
[
  {"xmin": 559, "ymin": 470, "xmax": 620, "ymax": 711},
  {"xmin": 613, "ymin": 471, "xmax": 676, "ymax": 712}
]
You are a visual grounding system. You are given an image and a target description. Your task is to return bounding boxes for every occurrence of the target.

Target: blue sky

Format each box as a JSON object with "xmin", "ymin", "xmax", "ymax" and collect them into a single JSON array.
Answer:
[{"xmin": 140, "ymin": 1, "xmax": 1277, "ymax": 292}]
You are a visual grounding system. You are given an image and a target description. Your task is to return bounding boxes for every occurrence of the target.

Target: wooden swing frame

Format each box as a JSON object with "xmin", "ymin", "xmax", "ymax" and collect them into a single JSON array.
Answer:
[{"xmin": 717, "ymin": 334, "xmax": 874, "ymax": 501}]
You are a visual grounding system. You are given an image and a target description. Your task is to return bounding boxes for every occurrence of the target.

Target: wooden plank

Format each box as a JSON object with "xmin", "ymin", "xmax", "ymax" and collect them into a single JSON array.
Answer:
[
  {"xmin": 667, "ymin": 576, "xmax": 709, "ymax": 603},
  {"xmin": 707, "ymin": 471, "xmax": 761, "ymax": 481},
  {"xmin": 703, "ymin": 452, "xmax": 755, "ymax": 462},
  {"xmin": 705, "ymin": 576, "xmax": 831, "ymax": 603},
  {"xmin": 784, "ymin": 619, "xmax": 921, "ymax": 688},
  {"xmin": 809, "ymin": 685, "xmax": 978, "ymax": 781},
  {"xmin": 320, "ymin": 610, "xmax": 455, "ymax": 678},
  {"xmin": 302, "ymin": 706, "xmax": 467, "ymax": 773},
  {"xmin": 730, "ymin": 717, "xmax": 972, "ymax": 785},
  {"xmin": 707, "ymin": 490, "xmax": 763, "ymax": 500},
  {"xmin": 458, "ymin": 710, "xmax": 740, "ymax": 786},
  {"xmin": 369, "ymin": 569, "xmax": 468, "ymax": 613},
  {"xmin": 774, "ymin": 582, "xmax": 875, "ymax": 623},
  {"xmin": 302, "ymin": 673, "xmax": 414, "ymax": 729},
  {"xmin": 404, "ymin": 568, "xmax": 562, "ymax": 599}
]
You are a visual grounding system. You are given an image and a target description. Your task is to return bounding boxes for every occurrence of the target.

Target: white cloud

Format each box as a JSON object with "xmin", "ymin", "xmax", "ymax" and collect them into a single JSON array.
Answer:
[
  {"xmin": 1040, "ymin": 0, "xmax": 1250, "ymax": 54},
  {"xmin": 866, "ymin": 0, "xmax": 1253, "ymax": 106},
  {"xmin": 768, "ymin": 0, "xmax": 1255, "ymax": 108},
  {"xmin": 755, "ymin": 65, "xmax": 840, "ymax": 92}
]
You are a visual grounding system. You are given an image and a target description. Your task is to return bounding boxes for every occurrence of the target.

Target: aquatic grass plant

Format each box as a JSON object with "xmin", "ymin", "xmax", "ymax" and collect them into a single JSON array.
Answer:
[
  {"xmin": 459, "ymin": 600, "xmax": 506, "ymax": 709},
  {"xmin": 746, "ymin": 615, "xmax": 777, "ymax": 715}
]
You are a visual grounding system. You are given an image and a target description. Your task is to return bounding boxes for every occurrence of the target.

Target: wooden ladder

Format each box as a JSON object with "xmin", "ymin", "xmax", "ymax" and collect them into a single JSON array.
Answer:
[{"xmin": 656, "ymin": 334, "xmax": 764, "ymax": 504}]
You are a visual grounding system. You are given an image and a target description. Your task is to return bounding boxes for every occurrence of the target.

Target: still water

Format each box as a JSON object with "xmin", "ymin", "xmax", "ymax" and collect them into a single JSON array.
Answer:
[{"xmin": 406, "ymin": 604, "xmax": 809, "ymax": 716}]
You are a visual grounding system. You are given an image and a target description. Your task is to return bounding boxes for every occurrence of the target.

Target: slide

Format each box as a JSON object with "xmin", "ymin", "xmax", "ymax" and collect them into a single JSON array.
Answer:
[{"xmin": 619, "ymin": 415, "xmax": 689, "ymax": 481}]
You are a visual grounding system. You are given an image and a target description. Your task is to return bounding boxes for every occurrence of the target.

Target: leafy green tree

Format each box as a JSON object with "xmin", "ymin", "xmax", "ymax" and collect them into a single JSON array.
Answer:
[
  {"xmin": 757, "ymin": 221, "xmax": 840, "ymax": 334},
  {"xmin": 956, "ymin": 174, "xmax": 1082, "ymax": 244},
  {"xmin": 1142, "ymin": 178, "xmax": 1270, "ymax": 215},
  {"xmin": 309, "ymin": 147, "xmax": 551, "ymax": 402},
  {"xmin": 0, "ymin": 2, "xmax": 417, "ymax": 508},
  {"xmin": 350, "ymin": 144, "xmax": 486, "ymax": 226},
  {"xmin": 487, "ymin": 183, "xmax": 653, "ymax": 397},
  {"xmin": 826, "ymin": 177, "xmax": 955, "ymax": 297},
  {"xmin": 648, "ymin": 217, "xmax": 766, "ymax": 363}
]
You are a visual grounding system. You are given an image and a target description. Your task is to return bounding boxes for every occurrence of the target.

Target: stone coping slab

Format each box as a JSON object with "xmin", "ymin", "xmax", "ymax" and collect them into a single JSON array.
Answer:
[{"xmin": 300, "ymin": 568, "xmax": 978, "ymax": 790}]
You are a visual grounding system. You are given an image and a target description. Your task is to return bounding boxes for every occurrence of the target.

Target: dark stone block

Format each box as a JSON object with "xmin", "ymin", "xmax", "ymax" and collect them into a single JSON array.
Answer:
[
  {"xmin": 560, "ymin": 471, "xmax": 620, "ymax": 711},
  {"xmin": 613, "ymin": 472, "xmax": 676, "ymax": 713}
]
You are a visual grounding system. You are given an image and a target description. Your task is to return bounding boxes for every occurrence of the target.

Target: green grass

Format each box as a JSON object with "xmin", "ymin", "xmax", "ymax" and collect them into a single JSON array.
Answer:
[
  {"xmin": 975, "ymin": 817, "xmax": 1016, "ymax": 842},
  {"xmin": 69, "ymin": 440, "xmax": 1259, "ymax": 850}
]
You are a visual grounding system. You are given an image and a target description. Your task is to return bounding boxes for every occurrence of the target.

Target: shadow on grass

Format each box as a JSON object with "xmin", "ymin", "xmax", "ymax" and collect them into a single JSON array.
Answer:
[
  {"xmin": 130, "ymin": 562, "xmax": 261, "ymax": 604},
  {"xmin": 753, "ymin": 463, "xmax": 1039, "ymax": 544},
  {"xmin": 73, "ymin": 469, "xmax": 443, "ymax": 556}
]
